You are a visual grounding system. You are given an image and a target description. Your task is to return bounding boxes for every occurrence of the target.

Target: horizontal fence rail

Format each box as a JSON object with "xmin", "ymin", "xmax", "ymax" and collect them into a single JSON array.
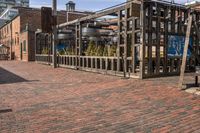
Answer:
[
  {"xmin": 0, "ymin": 54, "xmax": 9, "ymax": 60},
  {"xmin": 35, "ymin": 54, "xmax": 53, "ymax": 64},
  {"xmin": 35, "ymin": 54, "xmax": 139, "ymax": 78}
]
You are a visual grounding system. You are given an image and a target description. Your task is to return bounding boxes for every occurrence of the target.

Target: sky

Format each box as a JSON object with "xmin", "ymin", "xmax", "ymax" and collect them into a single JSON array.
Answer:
[{"xmin": 30, "ymin": 0, "xmax": 190, "ymax": 11}]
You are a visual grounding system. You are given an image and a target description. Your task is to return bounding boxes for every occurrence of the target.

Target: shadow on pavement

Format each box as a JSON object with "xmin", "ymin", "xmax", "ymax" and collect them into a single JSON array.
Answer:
[{"xmin": 0, "ymin": 67, "xmax": 34, "ymax": 84}]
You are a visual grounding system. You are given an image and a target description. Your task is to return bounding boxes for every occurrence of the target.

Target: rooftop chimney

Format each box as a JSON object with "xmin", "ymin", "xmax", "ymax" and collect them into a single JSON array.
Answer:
[{"xmin": 66, "ymin": 1, "xmax": 75, "ymax": 12}]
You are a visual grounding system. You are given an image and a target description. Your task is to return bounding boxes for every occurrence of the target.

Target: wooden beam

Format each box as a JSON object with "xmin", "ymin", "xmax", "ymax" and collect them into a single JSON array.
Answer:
[
  {"xmin": 124, "ymin": 6, "xmax": 128, "ymax": 76},
  {"xmin": 79, "ymin": 22, "xmax": 82, "ymax": 68},
  {"xmin": 178, "ymin": 13, "xmax": 193, "ymax": 89},
  {"xmin": 163, "ymin": 7, "xmax": 168, "ymax": 73},
  {"xmin": 132, "ymin": 17, "xmax": 136, "ymax": 73},
  {"xmin": 156, "ymin": 5, "xmax": 161, "ymax": 74},
  {"xmin": 139, "ymin": 2, "xmax": 145, "ymax": 79},
  {"xmin": 117, "ymin": 10, "xmax": 122, "ymax": 72},
  {"xmin": 148, "ymin": 5, "xmax": 153, "ymax": 75},
  {"xmin": 58, "ymin": 1, "xmax": 141, "ymax": 28}
]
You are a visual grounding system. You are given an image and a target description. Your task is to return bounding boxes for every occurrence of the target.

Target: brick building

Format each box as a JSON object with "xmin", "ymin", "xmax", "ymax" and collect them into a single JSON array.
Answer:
[
  {"xmin": 0, "ymin": 3, "xmax": 92, "ymax": 61},
  {"xmin": 0, "ymin": 7, "xmax": 67, "ymax": 61}
]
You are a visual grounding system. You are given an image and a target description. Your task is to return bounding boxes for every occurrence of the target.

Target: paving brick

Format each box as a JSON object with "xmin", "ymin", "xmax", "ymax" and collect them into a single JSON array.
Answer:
[{"xmin": 0, "ymin": 61, "xmax": 200, "ymax": 133}]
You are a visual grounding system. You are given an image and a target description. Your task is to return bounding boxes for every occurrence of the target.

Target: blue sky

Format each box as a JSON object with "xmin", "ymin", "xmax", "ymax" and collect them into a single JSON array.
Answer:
[{"xmin": 30, "ymin": 0, "xmax": 189, "ymax": 11}]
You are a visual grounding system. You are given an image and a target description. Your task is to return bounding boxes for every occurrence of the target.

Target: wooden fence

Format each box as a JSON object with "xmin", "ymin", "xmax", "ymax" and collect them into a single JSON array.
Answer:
[
  {"xmin": 35, "ymin": 54, "xmax": 53, "ymax": 65},
  {"xmin": 36, "ymin": 54, "xmax": 140, "ymax": 78}
]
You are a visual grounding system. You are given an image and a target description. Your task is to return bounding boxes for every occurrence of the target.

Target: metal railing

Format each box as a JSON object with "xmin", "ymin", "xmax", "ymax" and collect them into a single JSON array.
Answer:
[{"xmin": 0, "ymin": 54, "xmax": 9, "ymax": 60}]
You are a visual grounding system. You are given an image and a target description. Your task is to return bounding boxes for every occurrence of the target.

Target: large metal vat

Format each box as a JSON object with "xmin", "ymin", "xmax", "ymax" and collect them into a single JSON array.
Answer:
[
  {"xmin": 82, "ymin": 27, "xmax": 100, "ymax": 37},
  {"xmin": 57, "ymin": 29, "xmax": 74, "ymax": 40},
  {"xmin": 57, "ymin": 33, "xmax": 74, "ymax": 40}
]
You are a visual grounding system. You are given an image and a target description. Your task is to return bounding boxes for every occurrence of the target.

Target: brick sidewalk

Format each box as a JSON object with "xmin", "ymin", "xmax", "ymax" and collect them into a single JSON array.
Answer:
[{"xmin": 0, "ymin": 61, "xmax": 200, "ymax": 133}]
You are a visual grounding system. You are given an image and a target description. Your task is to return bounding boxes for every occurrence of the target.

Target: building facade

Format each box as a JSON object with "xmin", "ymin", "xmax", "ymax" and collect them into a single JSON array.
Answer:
[
  {"xmin": 0, "ymin": 4, "xmax": 91, "ymax": 61},
  {"xmin": 0, "ymin": 7, "xmax": 66, "ymax": 61}
]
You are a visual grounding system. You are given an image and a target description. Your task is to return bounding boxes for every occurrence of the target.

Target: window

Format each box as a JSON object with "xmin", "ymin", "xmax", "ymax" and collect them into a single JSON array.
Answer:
[{"xmin": 23, "ymin": 40, "xmax": 26, "ymax": 52}]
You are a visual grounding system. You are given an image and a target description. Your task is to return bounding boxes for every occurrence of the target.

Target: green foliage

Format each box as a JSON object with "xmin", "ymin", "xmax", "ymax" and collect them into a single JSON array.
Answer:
[
  {"xmin": 103, "ymin": 46, "xmax": 108, "ymax": 56},
  {"xmin": 58, "ymin": 49, "xmax": 66, "ymax": 55},
  {"xmin": 96, "ymin": 45, "xmax": 104, "ymax": 56},
  {"xmin": 66, "ymin": 48, "xmax": 75, "ymax": 55},
  {"xmin": 57, "ymin": 47, "xmax": 75, "ymax": 55},
  {"xmin": 42, "ymin": 47, "xmax": 49, "ymax": 54},
  {"xmin": 85, "ymin": 40, "xmax": 96, "ymax": 56},
  {"xmin": 84, "ymin": 41, "xmax": 117, "ymax": 57},
  {"xmin": 110, "ymin": 45, "xmax": 117, "ymax": 57}
]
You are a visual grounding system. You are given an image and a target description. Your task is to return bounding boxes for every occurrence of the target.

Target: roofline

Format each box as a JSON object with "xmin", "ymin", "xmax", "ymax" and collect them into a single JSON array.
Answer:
[
  {"xmin": 0, "ymin": 15, "xmax": 19, "ymax": 29},
  {"xmin": 0, "ymin": 8, "xmax": 18, "ymax": 18}
]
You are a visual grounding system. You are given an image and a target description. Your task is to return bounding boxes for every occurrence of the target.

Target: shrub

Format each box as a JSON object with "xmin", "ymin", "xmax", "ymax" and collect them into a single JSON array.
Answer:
[
  {"xmin": 110, "ymin": 45, "xmax": 117, "ymax": 56},
  {"xmin": 103, "ymin": 46, "xmax": 108, "ymax": 56},
  {"xmin": 96, "ymin": 45, "xmax": 104, "ymax": 56},
  {"xmin": 42, "ymin": 47, "xmax": 49, "ymax": 54},
  {"xmin": 85, "ymin": 40, "xmax": 96, "ymax": 56},
  {"xmin": 66, "ymin": 48, "xmax": 75, "ymax": 55},
  {"xmin": 58, "ymin": 49, "xmax": 66, "ymax": 55}
]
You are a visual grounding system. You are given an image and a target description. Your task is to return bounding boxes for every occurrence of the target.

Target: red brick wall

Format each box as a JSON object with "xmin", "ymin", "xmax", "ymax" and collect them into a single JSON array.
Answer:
[
  {"xmin": 20, "ymin": 31, "xmax": 28, "ymax": 61},
  {"xmin": 12, "ymin": 16, "xmax": 21, "ymax": 60},
  {"xmin": 67, "ymin": 12, "xmax": 88, "ymax": 22}
]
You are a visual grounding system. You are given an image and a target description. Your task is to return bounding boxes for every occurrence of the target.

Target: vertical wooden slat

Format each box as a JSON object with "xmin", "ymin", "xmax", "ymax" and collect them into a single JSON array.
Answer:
[
  {"xmin": 111, "ymin": 58, "xmax": 114, "ymax": 71},
  {"xmin": 91, "ymin": 57, "xmax": 94, "ymax": 69},
  {"xmin": 86, "ymin": 57, "xmax": 89, "ymax": 68},
  {"xmin": 100, "ymin": 58, "xmax": 103, "ymax": 70},
  {"xmin": 83, "ymin": 57, "xmax": 85, "ymax": 67}
]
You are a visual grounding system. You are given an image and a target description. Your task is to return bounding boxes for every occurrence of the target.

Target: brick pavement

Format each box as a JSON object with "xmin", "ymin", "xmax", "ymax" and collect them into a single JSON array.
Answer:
[{"xmin": 0, "ymin": 61, "xmax": 200, "ymax": 133}]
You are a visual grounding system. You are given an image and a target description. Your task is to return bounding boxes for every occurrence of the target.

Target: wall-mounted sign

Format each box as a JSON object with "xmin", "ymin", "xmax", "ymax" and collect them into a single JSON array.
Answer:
[{"xmin": 168, "ymin": 35, "xmax": 192, "ymax": 57}]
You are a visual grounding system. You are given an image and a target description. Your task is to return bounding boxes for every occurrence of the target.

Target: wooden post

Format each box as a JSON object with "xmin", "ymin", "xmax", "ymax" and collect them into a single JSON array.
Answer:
[
  {"xmin": 178, "ymin": 13, "xmax": 193, "ymax": 89},
  {"xmin": 148, "ymin": 4, "xmax": 153, "ymax": 75},
  {"xmin": 75, "ymin": 23, "xmax": 79, "ymax": 69},
  {"xmin": 139, "ymin": 1, "xmax": 145, "ymax": 79},
  {"xmin": 156, "ymin": 5, "xmax": 161, "ymax": 74},
  {"xmin": 79, "ymin": 22, "xmax": 82, "ymax": 69},
  {"xmin": 132, "ymin": 17, "xmax": 136, "ymax": 74},
  {"xmin": 52, "ymin": 0, "xmax": 57, "ymax": 68},
  {"xmin": 123, "ymin": 5, "xmax": 128, "ymax": 77},
  {"xmin": 163, "ymin": 7, "xmax": 168, "ymax": 74},
  {"xmin": 117, "ymin": 11, "xmax": 121, "ymax": 72}
]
